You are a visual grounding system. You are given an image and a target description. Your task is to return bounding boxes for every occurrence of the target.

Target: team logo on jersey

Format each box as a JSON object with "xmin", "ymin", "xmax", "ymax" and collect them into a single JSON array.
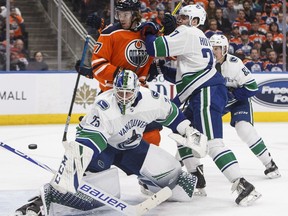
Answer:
[
  {"xmin": 252, "ymin": 79, "xmax": 288, "ymax": 108},
  {"xmin": 125, "ymin": 39, "xmax": 148, "ymax": 67},
  {"xmin": 118, "ymin": 130, "xmax": 142, "ymax": 150}
]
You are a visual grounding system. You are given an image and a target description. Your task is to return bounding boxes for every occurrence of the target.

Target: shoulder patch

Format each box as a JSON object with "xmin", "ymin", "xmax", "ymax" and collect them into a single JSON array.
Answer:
[
  {"xmin": 151, "ymin": 90, "xmax": 160, "ymax": 99},
  {"xmin": 229, "ymin": 56, "xmax": 238, "ymax": 63},
  {"xmin": 96, "ymin": 100, "xmax": 110, "ymax": 110}
]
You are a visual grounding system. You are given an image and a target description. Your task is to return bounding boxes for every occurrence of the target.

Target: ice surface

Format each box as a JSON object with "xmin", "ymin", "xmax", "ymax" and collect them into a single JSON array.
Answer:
[{"xmin": 0, "ymin": 123, "xmax": 287, "ymax": 216}]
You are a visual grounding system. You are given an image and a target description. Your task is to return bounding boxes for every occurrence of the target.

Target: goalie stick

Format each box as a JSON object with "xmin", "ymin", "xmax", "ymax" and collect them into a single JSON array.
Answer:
[{"xmin": 0, "ymin": 141, "xmax": 172, "ymax": 216}]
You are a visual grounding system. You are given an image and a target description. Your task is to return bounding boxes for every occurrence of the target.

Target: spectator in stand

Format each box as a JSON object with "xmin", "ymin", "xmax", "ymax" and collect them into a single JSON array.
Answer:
[
  {"xmin": 248, "ymin": 21, "xmax": 266, "ymax": 44},
  {"xmin": 9, "ymin": 50, "xmax": 27, "ymax": 71},
  {"xmin": 223, "ymin": 0, "xmax": 238, "ymax": 25},
  {"xmin": 244, "ymin": 48, "xmax": 264, "ymax": 72},
  {"xmin": 0, "ymin": 0, "xmax": 21, "ymax": 18},
  {"xmin": 9, "ymin": 5, "xmax": 28, "ymax": 47},
  {"xmin": 264, "ymin": 49, "xmax": 283, "ymax": 72},
  {"xmin": 205, "ymin": 18, "xmax": 223, "ymax": 38},
  {"xmin": 232, "ymin": 9, "xmax": 252, "ymax": 33},
  {"xmin": 194, "ymin": 0, "xmax": 209, "ymax": 10},
  {"xmin": 215, "ymin": 8, "xmax": 232, "ymax": 34},
  {"xmin": 232, "ymin": 29, "xmax": 254, "ymax": 60},
  {"xmin": 269, "ymin": 22, "xmax": 283, "ymax": 44},
  {"xmin": 261, "ymin": 3, "xmax": 277, "ymax": 26},
  {"xmin": 233, "ymin": 0, "xmax": 243, "ymax": 10},
  {"xmin": 145, "ymin": 0, "xmax": 159, "ymax": 21},
  {"xmin": 206, "ymin": 0, "xmax": 217, "ymax": 20},
  {"xmin": 251, "ymin": 0, "xmax": 263, "ymax": 12},
  {"xmin": 0, "ymin": 15, "xmax": 5, "ymax": 42},
  {"xmin": 254, "ymin": 11, "xmax": 269, "ymax": 35},
  {"xmin": 276, "ymin": 12, "xmax": 288, "ymax": 32},
  {"xmin": 261, "ymin": 31, "xmax": 282, "ymax": 54},
  {"xmin": 242, "ymin": 0, "xmax": 255, "ymax": 23},
  {"xmin": 229, "ymin": 25, "xmax": 241, "ymax": 44},
  {"xmin": 269, "ymin": 0, "xmax": 282, "ymax": 17},
  {"xmin": 214, "ymin": 0, "xmax": 228, "ymax": 9},
  {"xmin": 27, "ymin": 51, "xmax": 49, "ymax": 71},
  {"xmin": 85, "ymin": 12, "xmax": 104, "ymax": 41},
  {"xmin": 14, "ymin": 38, "xmax": 30, "ymax": 61}
]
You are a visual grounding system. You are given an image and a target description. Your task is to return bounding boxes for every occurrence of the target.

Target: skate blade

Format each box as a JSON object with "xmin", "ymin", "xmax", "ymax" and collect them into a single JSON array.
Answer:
[
  {"xmin": 193, "ymin": 188, "xmax": 207, "ymax": 197},
  {"xmin": 239, "ymin": 190, "xmax": 262, "ymax": 206},
  {"xmin": 266, "ymin": 170, "xmax": 281, "ymax": 179}
]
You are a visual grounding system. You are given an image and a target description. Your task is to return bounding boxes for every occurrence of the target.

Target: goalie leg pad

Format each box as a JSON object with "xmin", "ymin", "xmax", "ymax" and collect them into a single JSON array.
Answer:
[
  {"xmin": 139, "ymin": 144, "xmax": 182, "ymax": 189},
  {"xmin": 169, "ymin": 171, "xmax": 198, "ymax": 202},
  {"xmin": 50, "ymin": 141, "xmax": 94, "ymax": 194},
  {"xmin": 42, "ymin": 168, "xmax": 121, "ymax": 214}
]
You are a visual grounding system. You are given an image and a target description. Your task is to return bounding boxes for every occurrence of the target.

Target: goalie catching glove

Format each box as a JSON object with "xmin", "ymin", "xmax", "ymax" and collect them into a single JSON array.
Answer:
[{"xmin": 169, "ymin": 121, "xmax": 208, "ymax": 158}]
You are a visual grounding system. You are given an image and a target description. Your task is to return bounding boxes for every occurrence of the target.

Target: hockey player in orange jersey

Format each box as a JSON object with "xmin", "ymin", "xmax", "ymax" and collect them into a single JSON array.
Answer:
[{"xmin": 76, "ymin": 0, "xmax": 175, "ymax": 145}]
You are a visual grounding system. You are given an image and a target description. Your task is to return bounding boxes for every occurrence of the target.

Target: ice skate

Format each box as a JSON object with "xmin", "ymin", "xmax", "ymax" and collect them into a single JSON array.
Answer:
[
  {"xmin": 15, "ymin": 196, "xmax": 44, "ymax": 216},
  {"xmin": 264, "ymin": 160, "xmax": 281, "ymax": 179},
  {"xmin": 191, "ymin": 165, "xmax": 207, "ymax": 196},
  {"xmin": 232, "ymin": 178, "xmax": 261, "ymax": 206}
]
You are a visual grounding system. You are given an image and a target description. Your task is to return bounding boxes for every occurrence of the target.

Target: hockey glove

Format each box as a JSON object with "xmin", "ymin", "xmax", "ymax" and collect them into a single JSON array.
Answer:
[
  {"xmin": 161, "ymin": 13, "xmax": 177, "ymax": 35},
  {"xmin": 140, "ymin": 21, "xmax": 159, "ymax": 40},
  {"xmin": 86, "ymin": 12, "xmax": 104, "ymax": 30},
  {"xmin": 169, "ymin": 127, "xmax": 208, "ymax": 158},
  {"xmin": 75, "ymin": 60, "xmax": 93, "ymax": 79}
]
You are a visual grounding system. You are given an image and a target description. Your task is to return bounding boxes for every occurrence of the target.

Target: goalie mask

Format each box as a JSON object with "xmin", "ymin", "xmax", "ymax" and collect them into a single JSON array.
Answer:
[
  {"xmin": 113, "ymin": 69, "xmax": 140, "ymax": 115},
  {"xmin": 179, "ymin": 4, "xmax": 206, "ymax": 27},
  {"xmin": 209, "ymin": 34, "xmax": 229, "ymax": 56}
]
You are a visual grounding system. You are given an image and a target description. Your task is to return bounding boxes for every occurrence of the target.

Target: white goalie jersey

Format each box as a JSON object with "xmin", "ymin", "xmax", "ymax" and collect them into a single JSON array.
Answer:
[{"xmin": 77, "ymin": 87, "xmax": 180, "ymax": 151}]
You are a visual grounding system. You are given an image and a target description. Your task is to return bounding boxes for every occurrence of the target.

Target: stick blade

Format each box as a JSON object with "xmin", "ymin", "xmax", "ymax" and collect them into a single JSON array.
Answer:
[{"xmin": 135, "ymin": 187, "xmax": 172, "ymax": 215}]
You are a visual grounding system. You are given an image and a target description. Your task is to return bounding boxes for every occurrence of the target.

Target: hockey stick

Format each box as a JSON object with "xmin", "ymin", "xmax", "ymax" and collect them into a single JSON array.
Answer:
[
  {"xmin": 62, "ymin": 35, "xmax": 91, "ymax": 142},
  {"xmin": 0, "ymin": 141, "xmax": 172, "ymax": 216}
]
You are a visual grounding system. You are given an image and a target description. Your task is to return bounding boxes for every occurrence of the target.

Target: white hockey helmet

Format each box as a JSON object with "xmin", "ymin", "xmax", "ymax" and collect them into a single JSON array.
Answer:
[
  {"xmin": 179, "ymin": 4, "xmax": 206, "ymax": 27},
  {"xmin": 113, "ymin": 69, "xmax": 140, "ymax": 114},
  {"xmin": 209, "ymin": 34, "xmax": 229, "ymax": 56}
]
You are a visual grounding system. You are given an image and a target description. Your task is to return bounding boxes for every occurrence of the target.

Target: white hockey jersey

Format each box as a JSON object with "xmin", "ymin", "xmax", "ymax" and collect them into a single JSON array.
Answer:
[
  {"xmin": 147, "ymin": 25, "xmax": 224, "ymax": 103},
  {"xmin": 76, "ymin": 87, "xmax": 184, "ymax": 151},
  {"xmin": 221, "ymin": 54, "xmax": 257, "ymax": 88},
  {"xmin": 220, "ymin": 54, "xmax": 258, "ymax": 104}
]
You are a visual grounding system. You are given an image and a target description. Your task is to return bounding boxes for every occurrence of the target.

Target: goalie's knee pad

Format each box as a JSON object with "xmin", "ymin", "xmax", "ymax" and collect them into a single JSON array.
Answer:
[
  {"xmin": 50, "ymin": 141, "xmax": 94, "ymax": 194},
  {"xmin": 140, "ymin": 144, "xmax": 182, "ymax": 189},
  {"xmin": 83, "ymin": 168, "xmax": 120, "ymax": 198},
  {"xmin": 139, "ymin": 171, "xmax": 198, "ymax": 202}
]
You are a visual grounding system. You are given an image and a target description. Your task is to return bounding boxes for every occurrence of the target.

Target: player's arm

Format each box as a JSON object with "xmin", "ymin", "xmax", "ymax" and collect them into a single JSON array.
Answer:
[
  {"xmin": 153, "ymin": 91, "xmax": 207, "ymax": 157},
  {"xmin": 230, "ymin": 62, "xmax": 259, "ymax": 101}
]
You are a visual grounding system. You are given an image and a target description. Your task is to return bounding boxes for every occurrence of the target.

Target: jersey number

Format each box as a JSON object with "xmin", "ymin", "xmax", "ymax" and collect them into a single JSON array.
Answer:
[
  {"xmin": 201, "ymin": 48, "xmax": 213, "ymax": 69},
  {"xmin": 90, "ymin": 115, "xmax": 100, "ymax": 127}
]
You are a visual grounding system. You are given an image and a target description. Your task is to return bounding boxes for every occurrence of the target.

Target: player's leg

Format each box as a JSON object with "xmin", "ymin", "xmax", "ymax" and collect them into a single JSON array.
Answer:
[
  {"xmin": 117, "ymin": 140, "xmax": 198, "ymax": 202},
  {"xmin": 180, "ymin": 105, "xmax": 206, "ymax": 196},
  {"xmin": 189, "ymin": 85, "xmax": 261, "ymax": 205},
  {"xmin": 231, "ymin": 99, "xmax": 280, "ymax": 178}
]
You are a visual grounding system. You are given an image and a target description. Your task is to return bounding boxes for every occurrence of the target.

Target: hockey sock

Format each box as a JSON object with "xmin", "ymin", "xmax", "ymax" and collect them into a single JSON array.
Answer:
[{"xmin": 235, "ymin": 121, "xmax": 272, "ymax": 166}]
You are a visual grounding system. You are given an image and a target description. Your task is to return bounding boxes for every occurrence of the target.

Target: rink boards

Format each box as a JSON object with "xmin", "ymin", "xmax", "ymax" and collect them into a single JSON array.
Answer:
[{"xmin": 0, "ymin": 71, "xmax": 287, "ymax": 125}]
